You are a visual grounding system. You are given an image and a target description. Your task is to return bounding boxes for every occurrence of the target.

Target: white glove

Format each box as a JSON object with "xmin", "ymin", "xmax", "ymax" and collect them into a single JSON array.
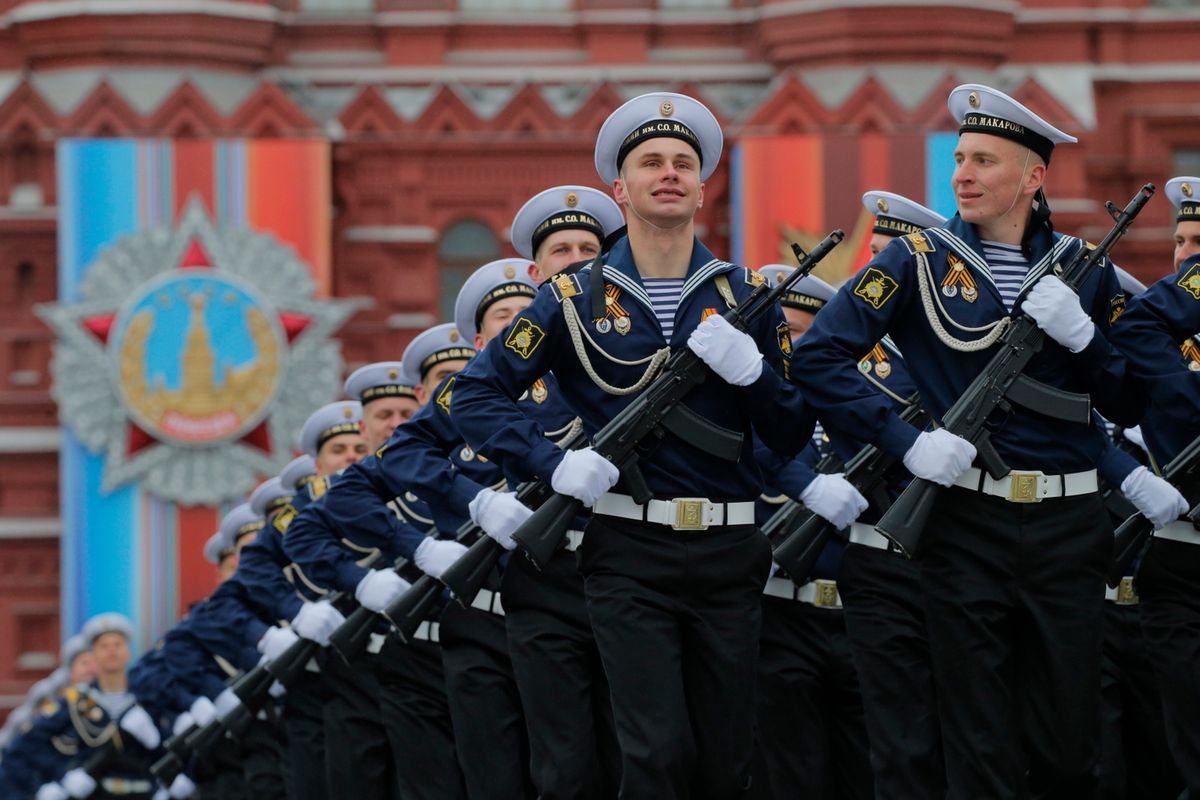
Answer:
[
  {"xmin": 213, "ymin": 688, "xmax": 241, "ymax": 720},
  {"xmin": 257, "ymin": 625, "xmax": 300, "ymax": 663},
  {"xmin": 168, "ymin": 774, "xmax": 197, "ymax": 800},
  {"xmin": 1022, "ymin": 275, "xmax": 1095, "ymax": 353},
  {"xmin": 354, "ymin": 569, "xmax": 411, "ymax": 613},
  {"xmin": 1122, "ymin": 425, "xmax": 1149, "ymax": 455},
  {"xmin": 36, "ymin": 784, "xmax": 69, "ymax": 800},
  {"xmin": 414, "ymin": 538, "xmax": 468, "ymax": 580},
  {"xmin": 290, "ymin": 600, "xmax": 346, "ymax": 647},
  {"xmin": 154, "ymin": 789, "xmax": 170, "ymax": 800},
  {"xmin": 188, "ymin": 696, "xmax": 216, "ymax": 728},
  {"xmin": 269, "ymin": 681, "xmax": 286, "ymax": 699},
  {"xmin": 171, "ymin": 711, "xmax": 194, "ymax": 737},
  {"xmin": 119, "ymin": 704, "xmax": 161, "ymax": 749},
  {"xmin": 798, "ymin": 473, "xmax": 869, "ymax": 530},
  {"xmin": 1121, "ymin": 466, "xmax": 1189, "ymax": 530},
  {"xmin": 61, "ymin": 769, "xmax": 96, "ymax": 799},
  {"xmin": 902, "ymin": 429, "xmax": 977, "ymax": 487},
  {"xmin": 469, "ymin": 489, "xmax": 533, "ymax": 550},
  {"xmin": 551, "ymin": 447, "xmax": 620, "ymax": 507},
  {"xmin": 686, "ymin": 314, "xmax": 764, "ymax": 386}
]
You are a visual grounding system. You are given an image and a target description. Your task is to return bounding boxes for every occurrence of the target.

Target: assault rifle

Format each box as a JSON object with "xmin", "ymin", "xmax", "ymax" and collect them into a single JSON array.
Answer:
[
  {"xmin": 771, "ymin": 394, "xmax": 926, "ymax": 578},
  {"xmin": 875, "ymin": 184, "xmax": 1155, "ymax": 556},
  {"xmin": 511, "ymin": 230, "xmax": 846, "ymax": 568}
]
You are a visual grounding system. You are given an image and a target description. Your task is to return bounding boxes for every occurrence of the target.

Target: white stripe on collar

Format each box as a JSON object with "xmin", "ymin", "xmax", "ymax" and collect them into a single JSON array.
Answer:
[
  {"xmin": 925, "ymin": 228, "xmax": 996, "ymax": 286},
  {"xmin": 680, "ymin": 259, "xmax": 735, "ymax": 307},
  {"xmin": 1017, "ymin": 235, "xmax": 1077, "ymax": 296},
  {"xmin": 597, "ymin": 264, "xmax": 655, "ymax": 314}
]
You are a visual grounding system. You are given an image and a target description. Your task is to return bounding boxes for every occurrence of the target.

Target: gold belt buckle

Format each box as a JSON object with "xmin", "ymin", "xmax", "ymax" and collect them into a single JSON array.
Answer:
[
  {"xmin": 1116, "ymin": 576, "xmax": 1139, "ymax": 605},
  {"xmin": 813, "ymin": 579, "xmax": 840, "ymax": 608},
  {"xmin": 672, "ymin": 498, "xmax": 711, "ymax": 530},
  {"xmin": 1007, "ymin": 471, "xmax": 1044, "ymax": 503}
]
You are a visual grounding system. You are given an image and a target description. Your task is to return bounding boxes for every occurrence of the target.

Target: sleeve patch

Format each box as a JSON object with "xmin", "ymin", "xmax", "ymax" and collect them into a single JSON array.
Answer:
[
  {"xmin": 853, "ymin": 267, "xmax": 900, "ymax": 310},
  {"xmin": 435, "ymin": 376, "xmax": 456, "ymax": 414},
  {"xmin": 1177, "ymin": 262, "xmax": 1200, "ymax": 300},
  {"xmin": 504, "ymin": 317, "xmax": 546, "ymax": 360},
  {"xmin": 549, "ymin": 273, "xmax": 582, "ymax": 302},
  {"xmin": 1108, "ymin": 293, "xmax": 1126, "ymax": 324},
  {"xmin": 900, "ymin": 231, "xmax": 935, "ymax": 255}
]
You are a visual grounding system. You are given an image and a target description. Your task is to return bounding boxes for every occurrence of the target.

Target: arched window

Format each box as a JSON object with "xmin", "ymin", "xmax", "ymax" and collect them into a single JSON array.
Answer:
[{"xmin": 438, "ymin": 220, "xmax": 500, "ymax": 324}]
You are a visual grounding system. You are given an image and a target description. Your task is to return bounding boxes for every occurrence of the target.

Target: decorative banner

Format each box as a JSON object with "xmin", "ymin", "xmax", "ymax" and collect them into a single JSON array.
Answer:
[
  {"xmin": 732, "ymin": 132, "xmax": 959, "ymax": 285},
  {"xmin": 41, "ymin": 139, "xmax": 358, "ymax": 648}
]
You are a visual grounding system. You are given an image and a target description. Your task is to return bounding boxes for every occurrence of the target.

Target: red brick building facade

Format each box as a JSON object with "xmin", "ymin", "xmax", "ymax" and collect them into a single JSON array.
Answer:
[{"xmin": 0, "ymin": 0, "xmax": 1197, "ymax": 709}]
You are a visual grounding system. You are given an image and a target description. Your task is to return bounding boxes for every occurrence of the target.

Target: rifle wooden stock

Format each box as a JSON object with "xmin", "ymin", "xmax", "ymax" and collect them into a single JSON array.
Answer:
[
  {"xmin": 875, "ymin": 184, "xmax": 1155, "ymax": 557},
  {"xmin": 511, "ymin": 230, "xmax": 846, "ymax": 568}
]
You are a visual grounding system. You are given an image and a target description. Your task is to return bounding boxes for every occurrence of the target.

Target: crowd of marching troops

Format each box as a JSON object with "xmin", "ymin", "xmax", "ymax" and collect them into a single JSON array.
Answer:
[{"xmin": 1, "ymin": 81, "xmax": 1199, "ymax": 800}]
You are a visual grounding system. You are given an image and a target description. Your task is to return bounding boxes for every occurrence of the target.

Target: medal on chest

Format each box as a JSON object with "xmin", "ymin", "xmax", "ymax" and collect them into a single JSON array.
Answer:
[
  {"xmin": 861, "ymin": 343, "xmax": 892, "ymax": 379},
  {"xmin": 595, "ymin": 284, "xmax": 632, "ymax": 335},
  {"xmin": 530, "ymin": 378, "xmax": 548, "ymax": 404},
  {"xmin": 1182, "ymin": 338, "xmax": 1200, "ymax": 372},
  {"xmin": 941, "ymin": 253, "xmax": 978, "ymax": 303}
]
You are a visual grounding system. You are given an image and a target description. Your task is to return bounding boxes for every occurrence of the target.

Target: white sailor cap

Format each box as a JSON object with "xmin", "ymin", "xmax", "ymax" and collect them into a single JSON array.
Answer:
[
  {"xmin": 401, "ymin": 323, "xmax": 475, "ymax": 382},
  {"xmin": 61, "ymin": 634, "xmax": 89, "ymax": 667},
  {"xmin": 1166, "ymin": 176, "xmax": 1200, "ymax": 224},
  {"xmin": 344, "ymin": 362, "xmax": 418, "ymax": 406},
  {"xmin": 510, "ymin": 186, "xmax": 625, "ymax": 261},
  {"xmin": 82, "ymin": 612, "xmax": 134, "ymax": 646},
  {"xmin": 203, "ymin": 531, "xmax": 232, "ymax": 566},
  {"xmin": 862, "ymin": 191, "xmax": 947, "ymax": 237},
  {"xmin": 248, "ymin": 477, "xmax": 292, "ymax": 518},
  {"xmin": 947, "ymin": 84, "xmax": 1077, "ymax": 165},
  {"xmin": 299, "ymin": 401, "xmax": 363, "ymax": 457},
  {"xmin": 219, "ymin": 502, "xmax": 264, "ymax": 546},
  {"xmin": 594, "ymin": 91, "xmax": 723, "ymax": 184},
  {"xmin": 280, "ymin": 454, "xmax": 318, "ymax": 492},
  {"xmin": 757, "ymin": 266, "xmax": 836, "ymax": 313},
  {"xmin": 1113, "ymin": 266, "xmax": 1147, "ymax": 296},
  {"xmin": 454, "ymin": 259, "xmax": 538, "ymax": 341},
  {"xmin": 28, "ymin": 676, "xmax": 60, "ymax": 705}
]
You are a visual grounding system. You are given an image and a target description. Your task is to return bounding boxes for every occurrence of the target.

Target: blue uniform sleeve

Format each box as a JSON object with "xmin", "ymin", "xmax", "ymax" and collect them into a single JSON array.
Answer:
[
  {"xmin": 188, "ymin": 586, "xmax": 269, "ymax": 666},
  {"xmin": 753, "ymin": 436, "xmax": 818, "ymax": 498},
  {"xmin": 453, "ymin": 287, "xmax": 573, "ymax": 481},
  {"xmin": 741, "ymin": 300, "xmax": 817, "ymax": 457},
  {"xmin": 378, "ymin": 383, "xmax": 488, "ymax": 524},
  {"xmin": 792, "ymin": 241, "xmax": 923, "ymax": 460},
  {"xmin": 236, "ymin": 528, "xmax": 302, "ymax": 623},
  {"xmin": 1055, "ymin": 257, "xmax": 1145, "ymax": 426},
  {"xmin": 6, "ymin": 703, "xmax": 73, "ymax": 790},
  {"xmin": 1112, "ymin": 257, "xmax": 1200, "ymax": 421},
  {"xmin": 1095, "ymin": 422, "xmax": 1140, "ymax": 488},
  {"xmin": 280, "ymin": 497, "xmax": 363, "ymax": 593}
]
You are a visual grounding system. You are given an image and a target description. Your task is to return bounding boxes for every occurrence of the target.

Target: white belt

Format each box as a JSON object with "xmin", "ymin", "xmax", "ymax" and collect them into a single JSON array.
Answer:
[
  {"xmin": 101, "ymin": 778, "xmax": 153, "ymax": 794},
  {"xmin": 471, "ymin": 588, "xmax": 505, "ymax": 616},
  {"xmin": 1154, "ymin": 520, "xmax": 1200, "ymax": 546},
  {"xmin": 366, "ymin": 633, "xmax": 386, "ymax": 654},
  {"xmin": 564, "ymin": 529, "xmax": 585, "ymax": 552},
  {"xmin": 763, "ymin": 577, "xmax": 842, "ymax": 609},
  {"xmin": 848, "ymin": 522, "xmax": 896, "ymax": 552},
  {"xmin": 594, "ymin": 493, "xmax": 755, "ymax": 530},
  {"xmin": 1105, "ymin": 576, "xmax": 1138, "ymax": 605},
  {"xmin": 954, "ymin": 467, "xmax": 1097, "ymax": 503},
  {"xmin": 412, "ymin": 620, "xmax": 440, "ymax": 643}
]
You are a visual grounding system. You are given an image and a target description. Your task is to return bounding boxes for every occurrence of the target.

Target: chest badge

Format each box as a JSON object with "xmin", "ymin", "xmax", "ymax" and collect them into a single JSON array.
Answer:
[
  {"xmin": 1182, "ymin": 338, "xmax": 1200, "ymax": 371},
  {"xmin": 460, "ymin": 446, "xmax": 475, "ymax": 462},
  {"xmin": 941, "ymin": 253, "xmax": 978, "ymax": 303},
  {"xmin": 531, "ymin": 378, "xmax": 548, "ymax": 404},
  {"xmin": 595, "ymin": 284, "xmax": 631, "ymax": 335}
]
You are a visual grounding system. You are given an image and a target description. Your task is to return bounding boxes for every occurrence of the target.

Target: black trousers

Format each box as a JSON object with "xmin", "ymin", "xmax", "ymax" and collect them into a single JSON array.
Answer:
[
  {"xmin": 439, "ymin": 601, "xmax": 534, "ymax": 800},
  {"xmin": 579, "ymin": 515, "xmax": 772, "ymax": 800},
  {"xmin": 920, "ymin": 488, "xmax": 1109, "ymax": 800},
  {"xmin": 503, "ymin": 550, "xmax": 620, "ymax": 800},
  {"xmin": 194, "ymin": 734, "xmax": 248, "ymax": 800},
  {"xmin": 838, "ymin": 543, "xmax": 944, "ymax": 799},
  {"xmin": 282, "ymin": 669, "xmax": 331, "ymax": 800},
  {"xmin": 241, "ymin": 710, "xmax": 287, "ymax": 800},
  {"xmin": 1097, "ymin": 599, "xmax": 1182, "ymax": 799},
  {"xmin": 1137, "ymin": 538, "xmax": 1200, "ymax": 798},
  {"xmin": 376, "ymin": 636, "xmax": 467, "ymax": 800},
  {"xmin": 755, "ymin": 594, "xmax": 873, "ymax": 800},
  {"xmin": 322, "ymin": 647, "xmax": 398, "ymax": 800}
]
